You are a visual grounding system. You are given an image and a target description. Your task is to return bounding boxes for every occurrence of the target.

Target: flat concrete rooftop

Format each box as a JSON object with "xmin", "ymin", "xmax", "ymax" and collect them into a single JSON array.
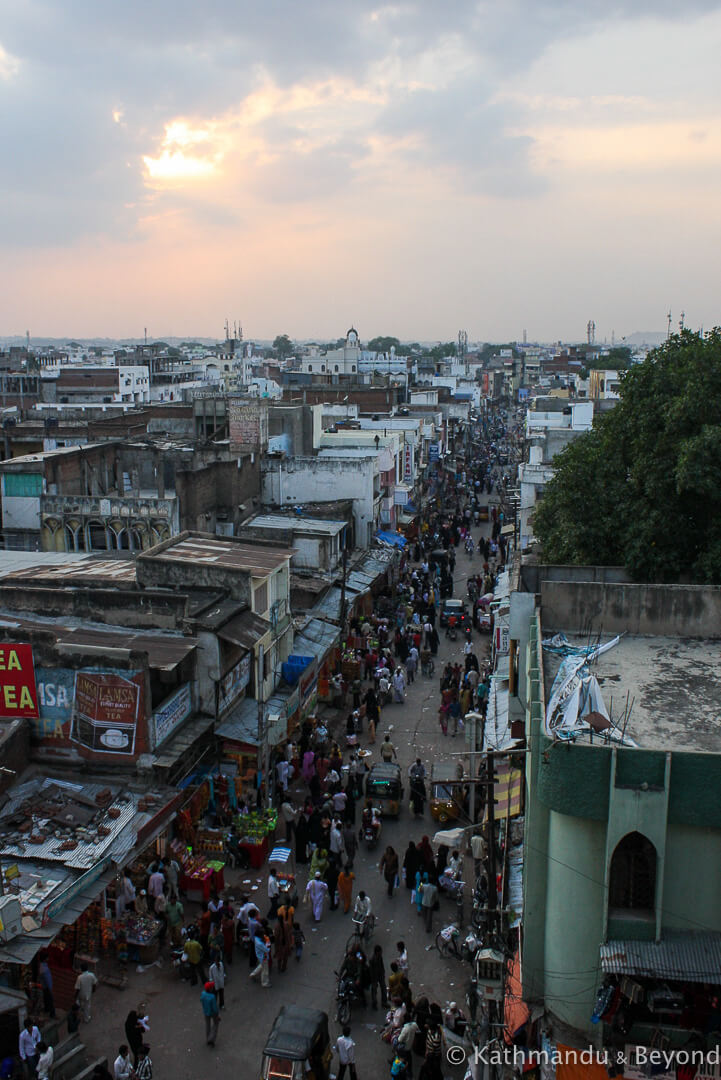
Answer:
[{"xmin": 546, "ymin": 635, "xmax": 721, "ymax": 753}]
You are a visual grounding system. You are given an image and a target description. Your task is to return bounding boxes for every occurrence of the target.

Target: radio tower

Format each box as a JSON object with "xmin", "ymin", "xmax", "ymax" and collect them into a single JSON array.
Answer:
[
  {"xmin": 666, "ymin": 310, "xmax": 672, "ymax": 339},
  {"xmin": 679, "ymin": 311, "xmax": 685, "ymax": 332},
  {"xmin": 586, "ymin": 320, "xmax": 596, "ymax": 345}
]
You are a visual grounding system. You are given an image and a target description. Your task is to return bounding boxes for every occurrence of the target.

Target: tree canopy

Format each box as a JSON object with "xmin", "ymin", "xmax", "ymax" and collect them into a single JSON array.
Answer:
[
  {"xmin": 367, "ymin": 335, "xmax": 400, "ymax": 353},
  {"xmin": 429, "ymin": 342, "xmax": 457, "ymax": 360},
  {"xmin": 534, "ymin": 330, "xmax": 721, "ymax": 583},
  {"xmin": 273, "ymin": 333, "xmax": 294, "ymax": 360}
]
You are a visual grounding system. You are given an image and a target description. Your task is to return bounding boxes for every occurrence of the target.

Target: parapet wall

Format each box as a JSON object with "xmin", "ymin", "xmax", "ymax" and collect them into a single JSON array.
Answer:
[{"xmin": 540, "ymin": 579, "xmax": 721, "ymax": 639}]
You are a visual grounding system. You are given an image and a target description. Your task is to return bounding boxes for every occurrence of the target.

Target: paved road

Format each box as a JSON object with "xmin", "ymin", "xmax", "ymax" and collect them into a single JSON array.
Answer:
[{"xmin": 82, "ymin": 534, "xmax": 491, "ymax": 1079}]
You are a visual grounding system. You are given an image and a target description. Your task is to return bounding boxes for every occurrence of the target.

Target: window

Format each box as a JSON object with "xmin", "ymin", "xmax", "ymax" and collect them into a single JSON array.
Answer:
[
  {"xmin": 609, "ymin": 832, "xmax": 656, "ymax": 912},
  {"xmin": 334, "ymin": 365, "xmax": 339, "ymax": 373},
  {"xmin": 254, "ymin": 581, "xmax": 268, "ymax": 613}
]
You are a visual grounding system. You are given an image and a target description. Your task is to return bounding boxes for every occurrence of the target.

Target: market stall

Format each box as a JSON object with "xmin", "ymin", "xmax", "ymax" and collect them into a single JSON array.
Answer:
[{"xmin": 235, "ymin": 809, "xmax": 277, "ymax": 869}]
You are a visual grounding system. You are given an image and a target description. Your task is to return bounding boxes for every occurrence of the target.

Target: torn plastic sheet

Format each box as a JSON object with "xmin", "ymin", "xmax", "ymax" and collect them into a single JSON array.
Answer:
[{"xmin": 545, "ymin": 635, "xmax": 635, "ymax": 745}]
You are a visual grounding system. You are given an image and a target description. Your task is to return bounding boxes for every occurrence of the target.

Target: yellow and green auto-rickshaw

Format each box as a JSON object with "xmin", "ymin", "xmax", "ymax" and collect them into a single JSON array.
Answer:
[
  {"xmin": 430, "ymin": 763, "xmax": 464, "ymax": 824},
  {"xmin": 260, "ymin": 1007, "xmax": 331, "ymax": 1080},
  {"xmin": 365, "ymin": 762, "xmax": 404, "ymax": 817}
]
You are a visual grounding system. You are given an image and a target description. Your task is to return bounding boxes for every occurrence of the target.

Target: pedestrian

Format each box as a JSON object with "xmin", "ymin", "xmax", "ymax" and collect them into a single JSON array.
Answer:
[
  {"xmin": 280, "ymin": 797, "xmax": 297, "ymax": 843},
  {"xmin": 36, "ymin": 1042, "xmax": 54, "ymax": 1080},
  {"xmin": 336, "ymin": 1025, "xmax": 358, "ymax": 1080},
  {"xmin": 166, "ymin": 894, "xmax": 184, "ymax": 947},
  {"xmin": 268, "ymin": 868, "xmax": 280, "ymax": 919},
  {"xmin": 379, "ymin": 846, "xmax": 399, "ymax": 897},
  {"xmin": 19, "ymin": 1019, "xmax": 41, "ymax": 1079},
  {"xmin": 74, "ymin": 962, "xmax": 98, "ymax": 1022},
  {"xmin": 396, "ymin": 941, "xmax": 409, "ymax": 975},
  {"xmin": 124, "ymin": 1005, "xmax": 145, "ymax": 1065},
  {"xmin": 342, "ymin": 822, "xmax": 358, "ymax": 865},
  {"xmin": 134, "ymin": 1046, "xmax": 153, "ymax": 1080},
  {"xmin": 421, "ymin": 1021, "xmax": 445, "ymax": 1080},
  {"xmin": 305, "ymin": 871, "xmax": 329, "ymax": 922},
  {"xmin": 403, "ymin": 842, "xmax": 420, "ymax": 891},
  {"xmin": 396, "ymin": 1018, "xmax": 420, "ymax": 1078},
  {"xmin": 380, "ymin": 735, "xmax": 397, "ymax": 762},
  {"xmin": 221, "ymin": 908, "xmax": 235, "ymax": 966},
  {"xmin": 273, "ymin": 916, "xmax": 292, "ymax": 973},
  {"xmin": 249, "ymin": 930, "xmax": 271, "ymax": 988},
  {"xmin": 184, "ymin": 932, "xmax": 206, "ymax": 986},
  {"xmin": 113, "ymin": 1045, "xmax": 133, "ymax": 1080},
  {"xmin": 392, "ymin": 667, "xmax": 406, "ymax": 704},
  {"xmin": 208, "ymin": 956, "xmax": 226, "ymax": 1009},
  {"xmin": 201, "ymin": 981, "xmax": 221, "ymax": 1046},
  {"xmin": 421, "ymin": 877, "xmax": 438, "ymax": 933},
  {"xmin": 293, "ymin": 921, "xmax": 306, "ymax": 962},
  {"xmin": 326, "ymin": 859, "xmax": 340, "ymax": 912},
  {"xmin": 369, "ymin": 944, "xmax": 387, "ymax": 1010},
  {"xmin": 66, "ymin": 1003, "xmax": 81, "ymax": 1036},
  {"xmin": 38, "ymin": 955, "xmax": 56, "ymax": 1018},
  {"xmin": 337, "ymin": 863, "xmax": 355, "ymax": 914}
]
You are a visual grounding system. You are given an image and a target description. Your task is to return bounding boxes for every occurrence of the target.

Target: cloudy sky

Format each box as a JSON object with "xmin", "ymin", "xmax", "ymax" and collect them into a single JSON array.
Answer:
[{"xmin": 2, "ymin": 1, "xmax": 721, "ymax": 343}]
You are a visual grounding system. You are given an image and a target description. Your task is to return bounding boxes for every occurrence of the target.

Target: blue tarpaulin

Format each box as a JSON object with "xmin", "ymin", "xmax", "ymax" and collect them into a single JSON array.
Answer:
[{"xmin": 375, "ymin": 531, "xmax": 407, "ymax": 549}]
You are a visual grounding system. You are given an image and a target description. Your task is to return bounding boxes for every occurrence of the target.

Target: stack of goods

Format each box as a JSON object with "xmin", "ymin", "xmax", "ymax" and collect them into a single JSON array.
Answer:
[{"xmin": 237, "ymin": 808, "xmax": 277, "ymax": 843}]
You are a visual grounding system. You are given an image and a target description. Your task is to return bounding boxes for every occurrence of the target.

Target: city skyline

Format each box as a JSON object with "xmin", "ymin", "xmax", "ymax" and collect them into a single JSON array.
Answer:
[{"xmin": 2, "ymin": 1, "xmax": 721, "ymax": 341}]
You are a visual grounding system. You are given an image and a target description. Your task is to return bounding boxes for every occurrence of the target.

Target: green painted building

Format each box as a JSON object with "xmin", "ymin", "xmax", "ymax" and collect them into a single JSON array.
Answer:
[{"xmin": 521, "ymin": 609, "xmax": 721, "ymax": 1045}]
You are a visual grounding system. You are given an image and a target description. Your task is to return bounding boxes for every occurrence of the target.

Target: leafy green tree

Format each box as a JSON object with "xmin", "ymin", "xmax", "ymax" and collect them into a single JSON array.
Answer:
[
  {"xmin": 585, "ymin": 345, "xmax": 632, "ymax": 371},
  {"xmin": 368, "ymin": 336, "xmax": 401, "ymax": 353},
  {"xmin": 534, "ymin": 330, "xmax": 721, "ymax": 582},
  {"xmin": 273, "ymin": 334, "xmax": 294, "ymax": 360},
  {"xmin": 429, "ymin": 342, "xmax": 457, "ymax": 360}
]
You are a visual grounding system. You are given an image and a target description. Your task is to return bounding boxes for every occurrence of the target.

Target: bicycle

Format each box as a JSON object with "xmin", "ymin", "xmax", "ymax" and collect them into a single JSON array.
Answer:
[
  {"xmin": 434, "ymin": 923, "xmax": 477, "ymax": 963},
  {"xmin": 346, "ymin": 912, "xmax": 376, "ymax": 952}
]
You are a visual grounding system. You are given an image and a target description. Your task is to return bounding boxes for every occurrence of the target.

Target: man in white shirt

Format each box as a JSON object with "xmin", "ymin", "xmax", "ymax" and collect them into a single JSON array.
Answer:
[
  {"xmin": 114, "ymin": 1045, "xmax": 133, "ymax": 1080},
  {"xmin": 336, "ymin": 1025, "xmax": 357, "ymax": 1080},
  {"xmin": 147, "ymin": 867, "xmax": 165, "ymax": 900},
  {"xmin": 36, "ymin": 1042, "xmax": 54, "ymax": 1080},
  {"xmin": 276, "ymin": 758, "xmax": 290, "ymax": 792},
  {"xmin": 267, "ymin": 868, "xmax": 280, "ymax": 919},
  {"xmin": 353, "ymin": 891, "xmax": 372, "ymax": 923},
  {"xmin": 74, "ymin": 962, "xmax": 98, "ymax": 1022},
  {"xmin": 329, "ymin": 820, "xmax": 345, "ymax": 864},
  {"xmin": 18, "ymin": 1019, "xmax": 41, "ymax": 1075}
]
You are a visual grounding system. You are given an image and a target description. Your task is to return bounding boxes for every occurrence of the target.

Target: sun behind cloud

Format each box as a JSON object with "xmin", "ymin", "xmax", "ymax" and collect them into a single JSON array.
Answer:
[{"xmin": 143, "ymin": 120, "xmax": 224, "ymax": 184}]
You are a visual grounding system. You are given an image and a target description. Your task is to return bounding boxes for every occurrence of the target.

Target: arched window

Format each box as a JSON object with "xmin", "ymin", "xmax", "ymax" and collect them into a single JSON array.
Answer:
[
  {"xmin": 87, "ymin": 521, "xmax": 109, "ymax": 550},
  {"xmin": 609, "ymin": 832, "xmax": 656, "ymax": 912}
]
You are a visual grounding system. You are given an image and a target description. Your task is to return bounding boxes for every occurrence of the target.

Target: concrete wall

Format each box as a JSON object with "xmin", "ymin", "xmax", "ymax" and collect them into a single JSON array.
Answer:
[
  {"xmin": 540, "ymin": 579, "xmax": 721, "ymax": 638},
  {"xmin": 0, "ymin": 585, "xmax": 186, "ymax": 630},
  {"xmin": 521, "ymin": 564, "xmax": 631, "ymax": 591},
  {"xmin": 262, "ymin": 457, "xmax": 375, "ymax": 548}
]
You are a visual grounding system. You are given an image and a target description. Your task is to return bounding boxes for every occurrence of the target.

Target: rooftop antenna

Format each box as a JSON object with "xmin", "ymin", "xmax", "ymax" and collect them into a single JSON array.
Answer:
[
  {"xmin": 144, "ymin": 327, "xmax": 147, "ymax": 346},
  {"xmin": 679, "ymin": 310, "xmax": 685, "ymax": 332},
  {"xmin": 666, "ymin": 310, "xmax": 672, "ymax": 339},
  {"xmin": 26, "ymin": 329, "xmax": 30, "ymax": 352}
]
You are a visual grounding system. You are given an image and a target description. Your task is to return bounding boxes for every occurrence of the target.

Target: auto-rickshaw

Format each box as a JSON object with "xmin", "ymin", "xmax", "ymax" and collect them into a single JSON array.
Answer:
[
  {"xmin": 260, "ymin": 1006, "xmax": 331, "ymax": 1080},
  {"xmin": 430, "ymin": 763, "xmax": 464, "ymax": 824},
  {"xmin": 365, "ymin": 762, "xmax": 404, "ymax": 817}
]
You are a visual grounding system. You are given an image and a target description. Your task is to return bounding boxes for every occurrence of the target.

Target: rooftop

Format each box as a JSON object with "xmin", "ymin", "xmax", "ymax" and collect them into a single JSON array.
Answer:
[
  {"xmin": 245, "ymin": 514, "xmax": 346, "ymax": 536},
  {"xmin": 545, "ymin": 634, "xmax": 721, "ymax": 753},
  {"xmin": 139, "ymin": 533, "xmax": 292, "ymax": 576}
]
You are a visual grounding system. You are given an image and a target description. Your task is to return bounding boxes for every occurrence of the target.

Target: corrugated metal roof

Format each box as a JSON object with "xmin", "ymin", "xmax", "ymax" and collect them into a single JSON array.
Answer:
[
  {"xmin": 246, "ymin": 514, "xmax": 346, "ymax": 536},
  {"xmin": 1, "ymin": 558, "xmax": 137, "ymax": 583},
  {"xmin": 216, "ymin": 696, "xmax": 259, "ymax": 746},
  {"xmin": 292, "ymin": 618, "xmax": 340, "ymax": 661},
  {"xmin": 217, "ymin": 610, "xmax": 270, "ymax": 648},
  {"xmin": 0, "ymin": 612, "xmax": 196, "ymax": 670},
  {"xmin": 141, "ymin": 535, "xmax": 291, "ymax": 575},
  {"xmin": 600, "ymin": 932, "xmax": 721, "ymax": 983},
  {"xmin": 152, "ymin": 713, "xmax": 215, "ymax": 768},
  {"xmin": 483, "ymin": 681, "xmax": 513, "ymax": 752}
]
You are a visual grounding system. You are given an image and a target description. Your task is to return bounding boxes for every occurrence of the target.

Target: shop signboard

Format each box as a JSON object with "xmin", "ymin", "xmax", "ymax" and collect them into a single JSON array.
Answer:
[
  {"xmin": 428, "ymin": 443, "xmax": 440, "ymax": 463},
  {"xmin": 31, "ymin": 667, "xmax": 144, "ymax": 756},
  {"xmin": 218, "ymin": 653, "xmax": 251, "ymax": 716},
  {"xmin": 152, "ymin": 683, "xmax": 192, "ymax": 748},
  {"xmin": 403, "ymin": 442, "xmax": 413, "ymax": 482},
  {"xmin": 0, "ymin": 643, "xmax": 39, "ymax": 719},
  {"xmin": 71, "ymin": 672, "xmax": 141, "ymax": 755},
  {"xmin": 495, "ymin": 623, "xmax": 510, "ymax": 655}
]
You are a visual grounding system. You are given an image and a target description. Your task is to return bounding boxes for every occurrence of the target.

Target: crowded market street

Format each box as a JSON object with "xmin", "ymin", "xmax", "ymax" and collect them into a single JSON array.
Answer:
[{"xmin": 76, "ymin": 507, "xmax": 502, "ymax": 1080}]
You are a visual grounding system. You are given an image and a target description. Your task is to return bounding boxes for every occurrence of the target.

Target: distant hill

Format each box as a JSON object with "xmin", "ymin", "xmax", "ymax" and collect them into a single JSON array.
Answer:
[{"xmin": 624, "ymin": 331, "xmax": 666, "ymax": 346}]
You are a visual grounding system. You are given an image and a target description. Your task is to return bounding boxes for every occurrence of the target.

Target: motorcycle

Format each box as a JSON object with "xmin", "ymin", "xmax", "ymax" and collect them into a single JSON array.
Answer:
[
  {"xmin": 336, "ymin": 972, "xmax": 366, "ymax": 1025},
  {"xmin": 446, "ymin": 619, "xmax": 458, "ymax": 641},
  {"xmin": 361, "ymin": 811, "xmax": 382, "ymax": 850}
]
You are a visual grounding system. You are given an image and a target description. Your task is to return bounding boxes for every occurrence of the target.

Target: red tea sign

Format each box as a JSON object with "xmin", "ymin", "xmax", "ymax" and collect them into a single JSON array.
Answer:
[{"xmin": 0, "ymin": 643, "xmax": 39, "ymax": 718}]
